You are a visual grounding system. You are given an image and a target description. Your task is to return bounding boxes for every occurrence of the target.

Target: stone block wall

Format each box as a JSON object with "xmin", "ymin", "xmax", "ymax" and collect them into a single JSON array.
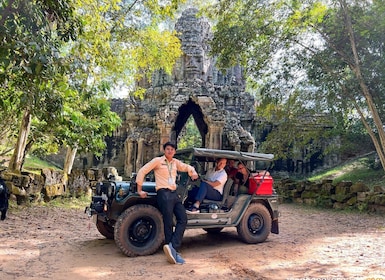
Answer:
[
  {"xmin": 0, "ymin": 167, "xmax": 121, "ymax": 205},
  {"xmin": 275, "ymin": 179, "xmax": 385, "ymax": 214}
]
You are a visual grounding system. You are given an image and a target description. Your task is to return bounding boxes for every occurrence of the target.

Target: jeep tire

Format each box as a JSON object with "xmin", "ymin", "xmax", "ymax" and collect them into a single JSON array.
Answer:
[
  {"xmin": 96, "ymin": 217, "xmax": 114, "ymax": 239},
  {"xmin": 237, "ymin": 203, "xmax": 271, "ymax": 244},
  {"xmin": 114, "ymin": 204, "xmax": 164, "ymax": 257}
]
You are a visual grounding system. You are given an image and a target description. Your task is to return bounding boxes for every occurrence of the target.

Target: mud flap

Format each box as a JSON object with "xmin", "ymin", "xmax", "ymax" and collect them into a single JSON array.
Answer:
[{"xmin": 271, "ymin": 219, "xmax": 279, "ymax": 234}]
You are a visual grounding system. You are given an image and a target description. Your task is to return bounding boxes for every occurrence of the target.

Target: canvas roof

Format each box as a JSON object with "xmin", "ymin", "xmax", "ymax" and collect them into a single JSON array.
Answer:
[{"xmin": 189, "ymin": 148, "xmax": 274, "ymax": 162}]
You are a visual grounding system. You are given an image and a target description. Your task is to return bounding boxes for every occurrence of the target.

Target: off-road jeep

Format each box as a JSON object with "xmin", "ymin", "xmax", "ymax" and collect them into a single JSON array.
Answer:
[{"xmin": 85, "ymin": 148, "xmax": 279, "ymax": 257}]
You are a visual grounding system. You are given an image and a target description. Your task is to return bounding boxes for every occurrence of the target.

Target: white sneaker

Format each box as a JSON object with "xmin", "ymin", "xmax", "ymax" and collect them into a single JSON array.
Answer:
[
  {"xmin": 163, "ymin": 243, "xmax": 177, "ymax": 264},
  {"xmin": 186, "ymin": 206, "xmax": 200, "ymax": 214}
]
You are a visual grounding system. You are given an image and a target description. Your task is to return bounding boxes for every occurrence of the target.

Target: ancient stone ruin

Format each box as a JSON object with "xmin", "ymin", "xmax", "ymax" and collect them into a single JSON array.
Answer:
[{"xmin": 77, "ymin": 8, "xmax": 259, "ymax": 177}]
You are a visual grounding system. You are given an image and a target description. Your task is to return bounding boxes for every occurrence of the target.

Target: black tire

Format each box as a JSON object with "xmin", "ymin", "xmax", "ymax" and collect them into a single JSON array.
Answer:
[
  {"xmin": 237, "ymin": 203, "xmax": 271, "ymax": 244},
  {"xmin": 114, "ymin": 204, "xmax": 164, "ymax": 257},
  {"xmin": 96, "ymin": 217, "xmax": 115, "ymax": 239},
  {"xmin": 203, "ymin": 227, "xmax": 224, "ymax": 234}
]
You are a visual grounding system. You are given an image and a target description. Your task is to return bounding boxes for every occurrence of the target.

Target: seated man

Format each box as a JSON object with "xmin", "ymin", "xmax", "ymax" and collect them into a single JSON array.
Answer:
[{"xmin": 186, "ymin": 158, "xmax": 228, "ymax": 213}]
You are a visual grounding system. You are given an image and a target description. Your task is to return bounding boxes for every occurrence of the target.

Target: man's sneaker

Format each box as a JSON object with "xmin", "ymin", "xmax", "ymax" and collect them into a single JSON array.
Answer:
[
  {"xmin": 176, "ymin": 253, "xmax": 185, "ymax": 264},
  {"xmin": 163, "ymin": 243, "xmax": 177, "ymax": 264},
  {"xmin": 186, "ymin": 206, "xmax": 200, "ymax": 214}
]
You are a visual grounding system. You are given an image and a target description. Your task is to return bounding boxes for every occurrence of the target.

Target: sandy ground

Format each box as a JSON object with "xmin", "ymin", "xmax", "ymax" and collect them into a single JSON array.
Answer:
[{"xmin": 1, "ymin": 203, "xmax": 384, "ymax": 280}]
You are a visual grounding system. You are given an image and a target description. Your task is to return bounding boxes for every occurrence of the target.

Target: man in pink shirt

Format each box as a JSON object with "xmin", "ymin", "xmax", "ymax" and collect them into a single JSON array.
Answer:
[{"xmin": 136, "ymin": 142, "xmax": 198, "ymax": 264}]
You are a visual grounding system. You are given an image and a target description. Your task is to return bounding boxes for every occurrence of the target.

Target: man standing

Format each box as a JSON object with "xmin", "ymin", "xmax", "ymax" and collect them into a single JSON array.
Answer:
[{"xmin": 135, "ymin": 142, "xmax": 198, "ymax": 264}]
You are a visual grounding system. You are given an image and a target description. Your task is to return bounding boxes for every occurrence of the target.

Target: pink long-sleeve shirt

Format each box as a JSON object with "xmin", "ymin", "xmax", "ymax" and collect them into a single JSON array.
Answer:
[{"xmin": 136, "ymin": 156, "xmax": 198, "ymax": 191}]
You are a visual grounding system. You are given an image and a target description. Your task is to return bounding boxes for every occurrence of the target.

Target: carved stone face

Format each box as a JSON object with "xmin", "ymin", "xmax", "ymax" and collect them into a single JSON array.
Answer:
[{"xmin": 185, "ymin": 55, "xmax": 202, "ymax": 76}]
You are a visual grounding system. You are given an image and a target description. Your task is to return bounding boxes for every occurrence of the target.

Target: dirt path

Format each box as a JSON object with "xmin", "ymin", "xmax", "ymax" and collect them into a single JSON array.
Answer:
[{"xmin": 1, "ymin": 203, "xmax": 384, "ymax": 280}]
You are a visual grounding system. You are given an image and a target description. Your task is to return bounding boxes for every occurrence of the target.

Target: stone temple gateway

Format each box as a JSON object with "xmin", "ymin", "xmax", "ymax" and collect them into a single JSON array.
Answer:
[{"xmin": 80, "ymin": 8, "xmax": 260, "ymax": 177}]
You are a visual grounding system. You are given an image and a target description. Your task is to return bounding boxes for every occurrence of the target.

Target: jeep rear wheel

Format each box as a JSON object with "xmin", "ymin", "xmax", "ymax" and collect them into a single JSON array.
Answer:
[
  {"xmin": 114, "ymin": 204, "xmax": 164, "ymax": 257},
  {"xmin": 237, "ymin": 203, "xmax": 271, "ymax": 244},
  {"xmin": 96, "ymin": 217, "xmax": 114, "ymax": 239}
]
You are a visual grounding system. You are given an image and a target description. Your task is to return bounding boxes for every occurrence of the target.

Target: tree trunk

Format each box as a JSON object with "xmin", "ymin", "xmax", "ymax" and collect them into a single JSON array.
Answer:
[
  {"xmin": 8, "ymin": 109, "xmax": 32, "ymax": 172},
  {"xmin": 63, "ymin": 146, "xmax": 77, "ymax": 175},
  {"xmin": 62, "ymin": 147, "xmax": 77, "ymax": 192},
  {"xmin": 340, "ymin": 0, "xmax": 385, "ymax": 171}
]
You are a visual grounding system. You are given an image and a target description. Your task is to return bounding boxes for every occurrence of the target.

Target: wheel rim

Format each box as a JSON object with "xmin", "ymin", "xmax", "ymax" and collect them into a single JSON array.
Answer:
[
  {"xmin": 128, "ymin": 217, "xmax": 157, "ymax": 247},
  {"xmin": 247, "ymin": 213, "xmax": 264, "ymax": 234}
]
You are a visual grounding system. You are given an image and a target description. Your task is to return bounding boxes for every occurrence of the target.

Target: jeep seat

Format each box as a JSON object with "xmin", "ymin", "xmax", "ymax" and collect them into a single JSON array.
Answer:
[{"xmin": 202, "ymin": 178, "xmax": 233, "ymax": 207}]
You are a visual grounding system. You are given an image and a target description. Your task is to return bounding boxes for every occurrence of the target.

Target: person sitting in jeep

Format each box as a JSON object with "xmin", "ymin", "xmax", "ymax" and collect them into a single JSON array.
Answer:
[
  {"xmin": 186, "ymin": 158, "xmax": 228, "ymax": 213},
  {"xmin": 234, "ymin": 162, "xmax": 271, "ymax": 195}
]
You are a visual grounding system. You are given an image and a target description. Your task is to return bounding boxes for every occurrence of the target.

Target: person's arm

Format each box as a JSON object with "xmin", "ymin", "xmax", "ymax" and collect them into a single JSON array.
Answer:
[
  {"xmin": 203, "ymin": 170, "xmax": 227, "ymax": 189},
  {"xmin": 175, "ymin": 159, "xmax": 199, "ymax": 180},
  {"xmin": 136, "ymin": 157, "xmax": 160, "ymax": 198}
]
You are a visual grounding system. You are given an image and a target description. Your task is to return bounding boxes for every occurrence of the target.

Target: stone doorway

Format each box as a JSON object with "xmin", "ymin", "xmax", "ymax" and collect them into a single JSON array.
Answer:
[{"xmin": 172, "ymin": 99, "xmax": 207, "ymax": 148}]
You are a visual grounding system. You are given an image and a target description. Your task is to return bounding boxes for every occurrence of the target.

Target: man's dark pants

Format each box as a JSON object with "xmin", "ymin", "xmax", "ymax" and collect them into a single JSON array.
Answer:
[
  {"xmin": 188, "ymin": 181, "xmax": 222, "ymax": 204},
  {"xmin": 157, "ymin": 188, "xmax": 187, "ymax": 252}
]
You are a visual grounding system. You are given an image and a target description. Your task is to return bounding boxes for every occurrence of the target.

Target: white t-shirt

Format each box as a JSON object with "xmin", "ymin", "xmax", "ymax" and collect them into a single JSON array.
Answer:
[{"xmin": 204, "ymin": 168, "xmax": 228, "ymax": 195}]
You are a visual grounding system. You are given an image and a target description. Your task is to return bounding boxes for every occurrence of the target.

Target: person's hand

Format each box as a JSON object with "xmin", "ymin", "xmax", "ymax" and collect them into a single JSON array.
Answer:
[
  {"xmin": 138, "ymin": 190, "xmax": 148, "ymax": 198},
  {"xmin": 191, "ymin": 174, "xmax": 199, "ymax": 180}
]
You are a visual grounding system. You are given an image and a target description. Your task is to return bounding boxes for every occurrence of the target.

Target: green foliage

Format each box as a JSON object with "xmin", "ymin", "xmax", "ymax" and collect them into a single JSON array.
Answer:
[
  {"xmin": 0, "ymin": 0, "xmax": 84, "ymax": 170},
  {"xmin": 68, "ymin": 0, "xmax": 184, "ymax": 92},
  {"xmin": 57, "ymin": 91, "xmax": 122, "ymax": 155},
  {"xmin": 177, "ymin": 116, "xmax": 202, "ymax": 149},
  {"xmin": 1, "ymin": 0, "xmax": 187, "ymax": 169},
  {"xmin": 206, "ymin": 0, "xmax": 385, "ymax": 169}
]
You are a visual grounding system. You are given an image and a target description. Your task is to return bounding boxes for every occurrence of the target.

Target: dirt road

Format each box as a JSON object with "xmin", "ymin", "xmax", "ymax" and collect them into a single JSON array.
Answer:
[{"xmin": 1, "ymin": 203, "xmax": 384, "ymax": 280}]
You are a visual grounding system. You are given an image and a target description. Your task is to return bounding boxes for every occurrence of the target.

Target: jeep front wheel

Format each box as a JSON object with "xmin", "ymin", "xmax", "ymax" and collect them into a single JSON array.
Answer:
[
  {"xmin": 114, "ymin": 204, "xmax": 164, "ymax": 257},
  {"xmin": 96, "ymin": 217, "xmax": 114, "ymax": 239},
  {"xmin": 237, "ymin": 203, "xmax": 271, "ymax": 244}
]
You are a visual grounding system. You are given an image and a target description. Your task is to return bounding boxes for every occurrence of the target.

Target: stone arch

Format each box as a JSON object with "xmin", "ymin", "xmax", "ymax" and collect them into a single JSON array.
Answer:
[{"xmin": 172, "ymin": 99, "xmax": 207, "ymax": 147}]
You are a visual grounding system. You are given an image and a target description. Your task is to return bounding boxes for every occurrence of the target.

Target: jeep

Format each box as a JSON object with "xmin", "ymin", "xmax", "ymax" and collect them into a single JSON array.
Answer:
[{"xmin": 85, "ymin": 148, "xmax": 279, "ymax": 257}]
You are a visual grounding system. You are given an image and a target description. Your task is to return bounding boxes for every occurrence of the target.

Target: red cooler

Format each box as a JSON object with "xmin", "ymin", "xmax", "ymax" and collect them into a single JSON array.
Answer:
[{"xmin": 248, "ymin": 173, "xmax": 274, "ymax": 195}]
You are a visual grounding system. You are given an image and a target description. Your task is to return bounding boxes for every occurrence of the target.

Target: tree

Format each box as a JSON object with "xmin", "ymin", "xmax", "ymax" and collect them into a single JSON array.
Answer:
[
  {"xmin": 55, "ymin": 0, "xmax": 185, "ymax": 173},
  {"xmin": 66, "ymin": 0, "xmax": 184, "ymax": 96},
  {"xmin": 0, "ymin": 0, "xmax": 82, "ymax": 172},
  {"xmin": 58, "ymin": 86, "xmax": 121, "ymax": 175},
  {"xmin": 207, "ymin": 0, "xmax": 385, "ymax": 171},
  {"xmin": 1, "ymin": 0, "xmax": 187, "ymax": 173}
]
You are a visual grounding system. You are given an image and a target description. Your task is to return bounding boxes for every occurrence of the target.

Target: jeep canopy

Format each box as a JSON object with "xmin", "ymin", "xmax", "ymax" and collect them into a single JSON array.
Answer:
[{"xmin": 176, "ymin": 148, "xmax": 274, "ymax": 162}]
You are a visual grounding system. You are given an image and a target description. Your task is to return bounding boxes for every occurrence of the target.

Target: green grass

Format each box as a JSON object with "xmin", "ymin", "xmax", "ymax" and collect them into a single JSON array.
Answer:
[
  {"xmin": 23, "ymin": 154, "xmax": 62, "ymax": 172},
  {"xmin": 307, "ymin": 154, "xmax": 385, "ymax": 187},
  {"xmin": 9, "ymin": 194, "xmax": 91, "ymax": 210},
  {"xmin": 41, "ymin": 195, "xmax": 91, "ymax": 209}
]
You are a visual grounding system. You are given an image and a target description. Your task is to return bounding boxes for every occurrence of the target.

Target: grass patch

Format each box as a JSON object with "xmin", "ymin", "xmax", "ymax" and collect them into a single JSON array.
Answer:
[
  {"xmin": 9, "ymin": 194, "xmax": 91, "ymax": 210},
  {"xmin": 42, "ymin": 195, "xmax": 91, "ymax": 209},
  {"xmin": 307, "ymin": 154, "xmax": 385, "ymax": 187},
  {"xmin": 23, "ymin": 155, "xmax": 62, "ymax": 172}
]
